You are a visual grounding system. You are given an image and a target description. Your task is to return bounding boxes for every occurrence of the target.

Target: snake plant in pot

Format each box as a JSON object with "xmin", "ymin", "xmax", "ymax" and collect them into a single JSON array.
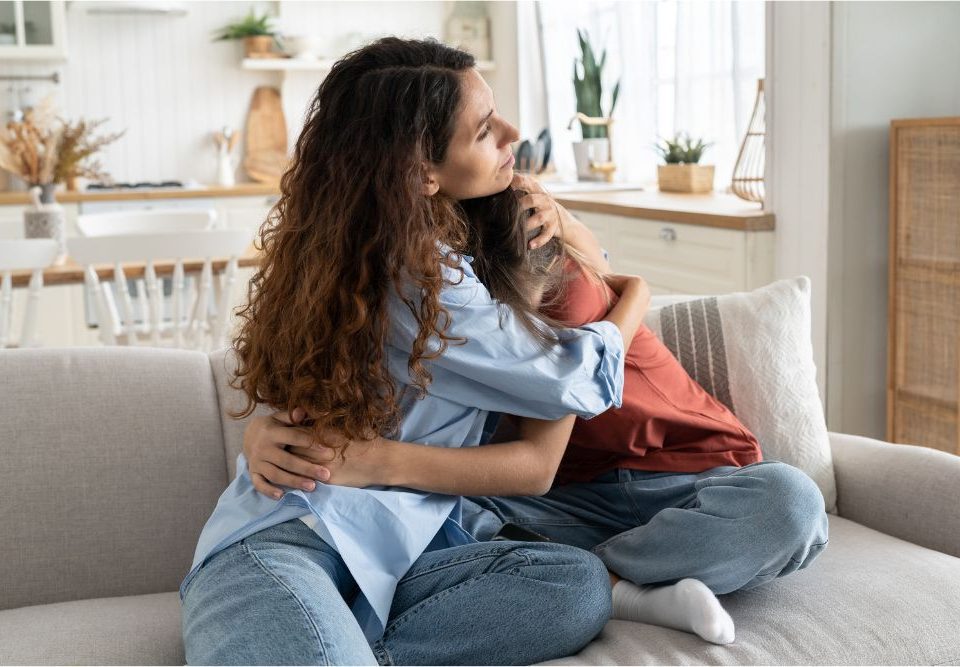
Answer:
[{"xmin": 572, "ymin": 28, "xmax": 620, "ymax": 181}]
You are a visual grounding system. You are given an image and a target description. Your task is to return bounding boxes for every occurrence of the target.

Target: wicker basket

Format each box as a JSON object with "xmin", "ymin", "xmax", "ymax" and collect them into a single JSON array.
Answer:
[{"xmin": 657, "ymin": 164, "xmax": 715, "ymax": 193}]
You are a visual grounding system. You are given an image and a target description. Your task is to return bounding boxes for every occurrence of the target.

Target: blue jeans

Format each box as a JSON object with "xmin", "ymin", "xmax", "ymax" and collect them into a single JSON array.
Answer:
[
  {"xmin": 181, "ymin": 518, "xmax": 611, "ymax": 665},
  {"xmin": 462, "ymin": 460, "xmax": 830, "ymax": 595}
]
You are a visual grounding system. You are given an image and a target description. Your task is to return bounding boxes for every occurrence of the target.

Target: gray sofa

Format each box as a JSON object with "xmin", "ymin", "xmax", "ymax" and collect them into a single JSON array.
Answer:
[{"xmin": 1, "ymin": 346, "xmax": 959, "ymax": 665}]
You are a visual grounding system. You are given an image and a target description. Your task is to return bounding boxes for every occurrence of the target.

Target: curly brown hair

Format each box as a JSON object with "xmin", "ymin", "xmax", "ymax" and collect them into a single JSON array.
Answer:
[{"xmin": 230, "ymin": 37, "xmax": 477, "ymax": 443}]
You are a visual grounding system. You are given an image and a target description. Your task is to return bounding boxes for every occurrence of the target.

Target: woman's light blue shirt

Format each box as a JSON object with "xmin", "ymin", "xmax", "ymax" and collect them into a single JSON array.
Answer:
[{"xmin": 179, "ymin": 249, "xmax": 625, "ymax": 642}]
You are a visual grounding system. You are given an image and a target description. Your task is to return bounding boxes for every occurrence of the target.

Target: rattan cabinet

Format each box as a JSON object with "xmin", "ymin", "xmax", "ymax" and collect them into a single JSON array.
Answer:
[{"xmin": 887, "ymin": 117, "xmax": 960, "ymax": 455}]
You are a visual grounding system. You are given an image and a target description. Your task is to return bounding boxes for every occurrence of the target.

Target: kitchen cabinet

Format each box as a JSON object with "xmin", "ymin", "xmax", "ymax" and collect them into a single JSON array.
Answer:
[
  {"xmin": 574, "ymin": 210, "xmax": 775, "ymax": 296},
  {"xmin": 0, "ymin": 204, "xmax": 25, "ymax": 238},
  {"xmin": 0, "ymin": 0, "xmax": 67, "ymax": 60}
]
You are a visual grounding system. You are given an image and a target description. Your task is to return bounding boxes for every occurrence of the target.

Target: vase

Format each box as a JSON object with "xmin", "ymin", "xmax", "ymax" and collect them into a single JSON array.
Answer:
[
  {"xmin": 244, "ymin": 35, "xmax": 275, "ymax": 58},
  {"xmin": 572, "ymin": 139, "xmax": 609, "ymax": 181},
  {"xmin": 24, "ymin": 184, "xmax": 67, "ymax": 262},
  {"xmin": 39, "ymin": 182, "xmax": 57, "ymax": 204},
  {"xmin": 731, "ymin": 78, "xmax": 766, "ymax": 204}
]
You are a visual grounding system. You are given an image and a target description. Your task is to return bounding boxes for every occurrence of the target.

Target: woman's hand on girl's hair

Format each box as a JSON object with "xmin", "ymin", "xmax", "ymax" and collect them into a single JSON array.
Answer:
[
  {"xmin": 511, "ymin": 172, "xmax": 561, "ymax": 250},
  {"xmin": 243, "ymin": 409, "xmax": 336, "ymax": 500}
]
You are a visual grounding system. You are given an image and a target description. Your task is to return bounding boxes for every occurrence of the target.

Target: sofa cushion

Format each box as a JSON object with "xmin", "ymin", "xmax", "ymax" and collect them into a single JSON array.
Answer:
[
  {"xmin": 0, "ymin": 592, "xmax": 183, "ymax": 666},
  {"xmin": 645, "ymin": 278, "xmax": 837, "ymax": 513},
  {"xmin": 3, "ymin": 517, "xmax": 956, "ymax": 666},
  {"xmin": 542, "ymin": 515, "xmax": 960, "ymax": 665},
  {"xmin": 0, "ymin": 348, "xmax": 228, "ymax": 611}
]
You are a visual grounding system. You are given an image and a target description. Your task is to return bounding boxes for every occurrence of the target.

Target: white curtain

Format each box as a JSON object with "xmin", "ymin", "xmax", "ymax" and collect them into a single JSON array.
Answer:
[{"xmin": 534, "ymin": 0, "xmax": 765, "ymax": 188}]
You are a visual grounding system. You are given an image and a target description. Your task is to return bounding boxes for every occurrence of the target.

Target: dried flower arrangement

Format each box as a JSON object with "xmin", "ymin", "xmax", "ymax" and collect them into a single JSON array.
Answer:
[
  {"xmin": 0, "ymin": 95, "xmax": 62, "ymax": 188},
  {"xmin": 55, "ymin": 117, "xmax": 125, "ymax": 190},
  {"xmin": 0, "ymin": 94, "xmax": 124, "ymax": 197}
]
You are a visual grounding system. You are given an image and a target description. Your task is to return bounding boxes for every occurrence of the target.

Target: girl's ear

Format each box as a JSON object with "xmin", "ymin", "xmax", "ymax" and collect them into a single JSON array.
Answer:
[{"xmin": 421, "ymin": 162, "xmax": 441, "ymax": 196}]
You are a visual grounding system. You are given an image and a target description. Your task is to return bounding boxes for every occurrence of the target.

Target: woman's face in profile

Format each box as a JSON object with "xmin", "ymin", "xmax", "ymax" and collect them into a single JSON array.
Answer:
[{"xmin": 424, "ymin": 67, "xmax": 520, "ymax": 201}]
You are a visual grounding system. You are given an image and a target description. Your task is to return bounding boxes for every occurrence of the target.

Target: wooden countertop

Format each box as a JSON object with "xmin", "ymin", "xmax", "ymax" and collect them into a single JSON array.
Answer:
[
  {"xmin": 11, "ymin": 189, "xmax": 771, "ymax": 287},
  {"xmin": 551, "ymin": 189, "xmax": 774, "ymax": 231},
  {"xmin": 1, "ymin": 183, "xmax": 773, "ymax": 231},
  {"xmin": 10, "ymin": 243, "xmax": 261, "ymax": 288},
  {"xmin": 0, "ymin": 183, "xmax": 278, "ymax": 206}
]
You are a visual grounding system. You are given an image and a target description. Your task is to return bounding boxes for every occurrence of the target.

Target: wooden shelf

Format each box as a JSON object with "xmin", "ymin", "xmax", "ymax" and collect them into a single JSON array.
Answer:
[{"xmin": 0, "ymin": 183, "xmax": 278, "ymax": 206}]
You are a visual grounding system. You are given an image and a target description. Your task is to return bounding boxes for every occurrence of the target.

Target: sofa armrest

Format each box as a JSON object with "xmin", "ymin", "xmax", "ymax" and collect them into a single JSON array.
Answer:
[{"xmin": 830, "ymin": 431, "xmax": 960, "ymax": 558}]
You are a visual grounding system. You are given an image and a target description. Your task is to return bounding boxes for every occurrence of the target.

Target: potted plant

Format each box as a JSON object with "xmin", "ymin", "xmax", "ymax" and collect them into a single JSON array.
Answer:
[
  {"xmin": 571, "ymin": 28, "xmax": 620, "ymax": 181},
  {"xmin": 654, "ymin": 133, "xmax": 715, "ymax": 193},
  {"xmin": 0, "ymin": 96, "xmax": 124, "ymax": 261},
  {"xmin": 212, "ymin": 9, "xmax": 281, "ymax": 59}
]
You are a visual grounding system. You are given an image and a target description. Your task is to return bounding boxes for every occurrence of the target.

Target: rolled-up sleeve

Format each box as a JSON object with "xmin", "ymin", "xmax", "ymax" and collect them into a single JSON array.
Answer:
[{"xmin": 388, "ymin": 263, "xmax": 625, "ymax": 420}]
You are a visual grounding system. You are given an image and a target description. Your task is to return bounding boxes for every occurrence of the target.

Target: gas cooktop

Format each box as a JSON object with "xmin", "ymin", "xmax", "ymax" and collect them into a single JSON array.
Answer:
[{"xmin": 86, "ymin": 181, "xmax": 185, "ymax": 190}]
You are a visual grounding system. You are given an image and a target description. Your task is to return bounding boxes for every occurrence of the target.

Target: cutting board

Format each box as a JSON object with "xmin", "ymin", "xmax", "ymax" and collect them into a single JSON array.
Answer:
[{"xmin": 243, "ymin": 86, "xmax": 290, "ymax": 185}]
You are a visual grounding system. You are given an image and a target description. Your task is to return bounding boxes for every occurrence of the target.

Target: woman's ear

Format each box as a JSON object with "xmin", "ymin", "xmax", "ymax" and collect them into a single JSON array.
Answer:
[{"xmin": 421, "ymin": 162, "xmax": 440, "ymax": 196}]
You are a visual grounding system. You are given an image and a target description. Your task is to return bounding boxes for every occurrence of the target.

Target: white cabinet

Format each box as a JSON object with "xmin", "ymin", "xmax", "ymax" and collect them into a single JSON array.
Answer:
[
  {"xmin": 574, "ymin": 210, "xmax": 774, "ymax": 296},
  {"xmin": 0, "ymin": 204, "xmax": 25, "ymax": 238},
  {"xmin": 0, "ymin": 1, "xmax": 67, "ymax": 60},
  {"xmin": 215, "ymin": 194, "xmax": 277, "ymax": 235}
]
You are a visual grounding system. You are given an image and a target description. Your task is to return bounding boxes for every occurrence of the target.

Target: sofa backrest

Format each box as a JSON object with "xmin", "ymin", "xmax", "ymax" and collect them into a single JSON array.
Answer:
[
  {"xmin": 0, "ymin": 347, "xmax": 229, "ymax": 610},
  {"xmin": 208, "ymin": 347, "xmax": 274, "ymax": 479}
]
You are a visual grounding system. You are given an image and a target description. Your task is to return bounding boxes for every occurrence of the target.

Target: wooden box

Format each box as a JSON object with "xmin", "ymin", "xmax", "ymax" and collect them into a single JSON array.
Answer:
[{"xmin": 657, "ymin": 164, "xmax": 715, "ymax": 193}]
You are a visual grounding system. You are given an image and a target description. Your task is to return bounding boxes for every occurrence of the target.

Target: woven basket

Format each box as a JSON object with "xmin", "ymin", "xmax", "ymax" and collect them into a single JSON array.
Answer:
[{"xmin": 657, "ymin": 164, "xmax": 715, "ymax": 193}]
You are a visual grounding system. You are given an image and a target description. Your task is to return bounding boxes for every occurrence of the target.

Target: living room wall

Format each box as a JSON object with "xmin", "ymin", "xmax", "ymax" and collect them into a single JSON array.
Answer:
[{"xmin": 827, "ymin": 1, "xmax": 960, "ymax": 439}]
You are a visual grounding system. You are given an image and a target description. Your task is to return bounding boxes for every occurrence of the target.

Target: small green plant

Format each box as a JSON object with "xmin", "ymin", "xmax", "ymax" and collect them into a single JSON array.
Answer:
[
  {"xmin": 573, "ymin": 28, "xmax": 620, "ymax": 139},
  {"xmin": 212, "ymin": 8, "xmax": 278, "ymax": 41},
  {"xmin": 653, "ymin": 133, "xmax": 712, "ymax": 164}
]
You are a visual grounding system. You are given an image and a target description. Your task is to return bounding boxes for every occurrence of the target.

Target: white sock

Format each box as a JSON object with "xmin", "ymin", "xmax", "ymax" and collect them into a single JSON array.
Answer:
[{"xmin": 611, "ymin": 578, "xmax": 735, "ymax": 645}]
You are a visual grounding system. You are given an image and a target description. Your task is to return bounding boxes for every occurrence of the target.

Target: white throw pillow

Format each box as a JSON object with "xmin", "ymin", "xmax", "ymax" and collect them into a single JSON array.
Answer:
[{"xmin": 643, "ymin": 276, "xmax": 837, "ymax": 513}]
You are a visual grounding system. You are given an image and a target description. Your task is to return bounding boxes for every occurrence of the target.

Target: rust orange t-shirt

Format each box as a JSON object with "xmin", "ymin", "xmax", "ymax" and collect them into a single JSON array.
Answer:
[{"xmin": 542, "ymin": 260, "xmax": 762, "ymax": 485}]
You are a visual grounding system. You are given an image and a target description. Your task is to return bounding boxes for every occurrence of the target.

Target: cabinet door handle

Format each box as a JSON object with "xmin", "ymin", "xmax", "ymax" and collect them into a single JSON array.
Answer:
[{"xmin": 659, "ymin": 227, "xmax": 677, "ymax": 242}]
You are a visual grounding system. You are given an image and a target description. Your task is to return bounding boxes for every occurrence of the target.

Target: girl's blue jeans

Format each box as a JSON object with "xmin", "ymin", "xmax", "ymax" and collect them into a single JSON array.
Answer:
[
  {"xmin": 462, "ymin": 459, "xmax": 830, "ymax": 595},
  {"xmin": 181, "ymin": 519, "xmax": 611, "ymax": 665}
]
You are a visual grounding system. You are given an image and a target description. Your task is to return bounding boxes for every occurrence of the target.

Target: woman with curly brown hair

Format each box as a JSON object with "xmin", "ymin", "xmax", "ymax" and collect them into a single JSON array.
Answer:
[{"xmin": 179, "ymin": 37, "xmax": 651, "ymax": 665}]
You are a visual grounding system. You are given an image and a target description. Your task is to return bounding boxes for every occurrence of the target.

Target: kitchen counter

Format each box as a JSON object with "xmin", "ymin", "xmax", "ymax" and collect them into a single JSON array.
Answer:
[
  {"xmin": 0, "ymin": 183, "xmax": 773, "ymax": 231},
  {"xmin": 0, "ymin": 183, "xmax": 278, "ymax": 206}
]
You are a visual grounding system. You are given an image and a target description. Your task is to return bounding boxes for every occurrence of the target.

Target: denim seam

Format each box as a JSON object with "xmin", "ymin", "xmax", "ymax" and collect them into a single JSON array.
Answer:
[
  {"xmin": 371, "ymin": 640, "xmax": 393, "ymax": 666},
  {"xmin": 500, "ymin": 517, "xmax": 598, "ymax": 527},
  {"xmin": 618, "ymin": 479, "xmax": 647, "ymax": 525},
  {"xmin": 401, "ymin": 544, "xmax": 532, "ymax": 582},
  {"xmin": 241, "ymin": 543, "xmax": 329, "ymax": 664}
]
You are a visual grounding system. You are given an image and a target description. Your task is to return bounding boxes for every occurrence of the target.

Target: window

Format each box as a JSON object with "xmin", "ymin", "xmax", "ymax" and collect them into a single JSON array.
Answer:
[{"xmin": 535, "ymin": 0, "xmax": 765, "ymax": 188}]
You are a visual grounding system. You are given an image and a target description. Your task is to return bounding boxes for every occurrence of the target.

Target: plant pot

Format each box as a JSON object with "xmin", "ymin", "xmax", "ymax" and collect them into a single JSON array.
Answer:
[
  {"xmin": 657, "ymin": 164, "xmax": 715, "ymax": 193},
  {"xmin": 244, "ymin": 35, "xmax": 275, "ymax": 58},
  {"xmin": 572, "ymin": 139, "xmax": 609, "ymax": 182},
  {"xmin": 24, "ymin": 207, "xmax": 67, "ymax": 262}
]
